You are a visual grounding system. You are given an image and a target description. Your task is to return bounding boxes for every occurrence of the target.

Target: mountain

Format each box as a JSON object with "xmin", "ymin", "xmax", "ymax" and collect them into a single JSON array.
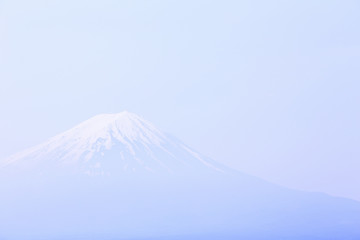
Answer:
[
  {"xmin": 1, "ymin": 111, "xmax": 223, "ymax": 176},
  {"xmin": 1, "ymin": 112, "xmax": 360, "ymax": 240}
]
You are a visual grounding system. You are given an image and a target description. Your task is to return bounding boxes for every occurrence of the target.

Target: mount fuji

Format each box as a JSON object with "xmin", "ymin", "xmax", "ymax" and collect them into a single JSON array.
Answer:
[
  {"xmin": 1, "ymin": 112, "xmax": 360, "ymax": 240},
  {"xmin": 1, "ymin": 111, "xmax": 223, "ymax": 176}
]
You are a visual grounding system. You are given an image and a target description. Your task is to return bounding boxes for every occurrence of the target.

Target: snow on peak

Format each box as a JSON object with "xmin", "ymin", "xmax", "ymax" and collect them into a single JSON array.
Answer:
[
  {"xmin": 67, "ymin": 111, "xmax": 165, "ymax": 145},
  {"xmin": 1, "ymin": 112, "xmax": 224, "ymax": 175}
]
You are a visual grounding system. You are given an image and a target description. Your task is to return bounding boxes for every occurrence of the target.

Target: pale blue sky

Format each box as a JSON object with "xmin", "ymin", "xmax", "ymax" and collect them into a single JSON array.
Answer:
[{"xmin": 1, "ymin": 0, "xmax": 360, "ymax": 200}]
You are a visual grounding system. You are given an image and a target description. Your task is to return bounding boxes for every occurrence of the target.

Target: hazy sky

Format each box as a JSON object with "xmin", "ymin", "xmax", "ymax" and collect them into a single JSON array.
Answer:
[{"xmin": 1, "ymin": 0, "xmax": 359, "ymax": 200}]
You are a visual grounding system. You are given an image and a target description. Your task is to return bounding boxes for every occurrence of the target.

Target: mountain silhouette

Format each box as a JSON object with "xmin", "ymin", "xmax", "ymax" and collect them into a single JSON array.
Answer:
[{"xmin": 1, "ymin": 112, "xmax": 359, "ymax": 240}]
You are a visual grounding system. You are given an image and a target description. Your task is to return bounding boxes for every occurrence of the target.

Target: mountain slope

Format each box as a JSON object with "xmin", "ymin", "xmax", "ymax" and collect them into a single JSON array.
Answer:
[
  {"xmin": 1, "ymin": 111, "xmax": 223, "ymax": 175},
  {"xmin": 0, "ymin": 112, "xmax": 360, "ymax": 240}
]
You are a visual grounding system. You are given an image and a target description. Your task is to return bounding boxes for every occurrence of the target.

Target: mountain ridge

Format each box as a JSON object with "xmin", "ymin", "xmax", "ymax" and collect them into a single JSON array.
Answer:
[
  {"xmin": 1, "ymin": 112, "xmax": 360, "ymax": 239},
  {"xmin": 1, "ymin": 111, "xmax": 224, "ymax": 175}
]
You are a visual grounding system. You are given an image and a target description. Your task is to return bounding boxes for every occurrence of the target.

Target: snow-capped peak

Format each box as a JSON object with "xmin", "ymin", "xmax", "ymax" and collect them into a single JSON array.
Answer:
[
  {"xmin": 61, "ymin": 111, "xmax": 166, "ymax": 146},
  {"xmin": 1, "ymin": 112, "xmax": 224, "ymax": 175}
]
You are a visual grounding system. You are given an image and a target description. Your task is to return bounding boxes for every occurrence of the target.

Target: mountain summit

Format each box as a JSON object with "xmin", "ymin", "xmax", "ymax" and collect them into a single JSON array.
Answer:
[
  {"xmin": 2, "ymin": 111, "xmax": 223, "ymax": 175},
  {"xmin": 1, "ymin": 112, "xmax": 360, "ymax": 240}
]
